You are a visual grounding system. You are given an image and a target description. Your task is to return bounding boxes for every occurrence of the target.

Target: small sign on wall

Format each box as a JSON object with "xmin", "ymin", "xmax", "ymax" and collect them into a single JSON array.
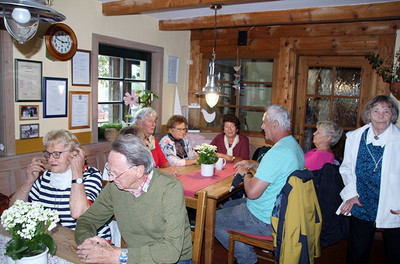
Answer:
[{"xmin": 167, "ymin": 56, "xmax": 179, "ymax": 83}]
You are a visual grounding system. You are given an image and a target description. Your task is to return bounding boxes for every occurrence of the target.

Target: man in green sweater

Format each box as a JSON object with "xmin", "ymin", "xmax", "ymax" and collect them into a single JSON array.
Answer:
[{"xmin": 75, "ymin": 135, "xmax": 193, "ymax": 263}]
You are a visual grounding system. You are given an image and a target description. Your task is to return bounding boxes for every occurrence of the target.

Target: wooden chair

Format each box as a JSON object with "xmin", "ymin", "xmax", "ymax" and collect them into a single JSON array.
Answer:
[
  {"xmin": 227, "ymin": 230, "xmax": 276, "ymax": 264},
  {"xmin": 0, "ymin": 193, "xmax": 10, "ymax": 215},
  {"xmin": 185, "ymin": 191, "xmax": 207, "ymax": 264}
]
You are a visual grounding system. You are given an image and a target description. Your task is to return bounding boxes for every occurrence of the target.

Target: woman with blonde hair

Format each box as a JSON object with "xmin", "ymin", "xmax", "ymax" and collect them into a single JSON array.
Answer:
[{"xmin": 10, "ymin": 129, "xmax": 110, "ymax": 240}]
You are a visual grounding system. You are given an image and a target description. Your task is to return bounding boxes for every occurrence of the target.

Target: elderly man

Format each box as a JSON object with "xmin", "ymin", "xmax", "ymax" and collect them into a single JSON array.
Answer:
[
  {"xmin": 75, "ymin": 135, "xmax": 192, "ymax": 264},
  {"xmin": 214, "ymin": 105, "xmax": 305, "ymax": 264}
]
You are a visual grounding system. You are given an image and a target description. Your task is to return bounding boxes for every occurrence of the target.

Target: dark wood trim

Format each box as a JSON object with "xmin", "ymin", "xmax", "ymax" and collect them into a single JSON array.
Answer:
[
  {"xmin": 159, "ymin": 2, "xmax": 400, "ymax": 30},
  {"xmin": 102, "ymin": 0, "xmax": 270, "ymax": 16}
]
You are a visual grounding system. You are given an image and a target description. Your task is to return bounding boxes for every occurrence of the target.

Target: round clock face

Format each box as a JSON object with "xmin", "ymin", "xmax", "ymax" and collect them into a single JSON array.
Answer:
[
  {"xmin": 52, "ymin": 30, "xmax": 73, "ymax": 54},
  {"xmin": 45, "ymin": 23, "xmax": 78, "ymax": 61}
]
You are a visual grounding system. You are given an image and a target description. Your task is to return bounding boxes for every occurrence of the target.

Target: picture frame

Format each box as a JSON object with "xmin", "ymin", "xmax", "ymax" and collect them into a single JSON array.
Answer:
[
  {"xmin": 167, "ymin": 56, "xmax": 179, "ymax": 83},
  {"xmin": 43, "ymin": 77, "xmax": 68, "ymax": 118},
  {"xmin": 69, "ymin": 91, "xmax": 90, "ymax": 129},
  {"xmin": 20, "ymin": 124, "xmax": 39, "ymax": 139},
  {"xmin": 15, "ymin": 59, "xmax": 42, "ymax": 102},
  {"xmin": 71, "ymin": 49, "xmax": 91, "ymax": 86},
  {"xmin": 19, "ymin": 105, "xmax": 39, "ymax": 120}
]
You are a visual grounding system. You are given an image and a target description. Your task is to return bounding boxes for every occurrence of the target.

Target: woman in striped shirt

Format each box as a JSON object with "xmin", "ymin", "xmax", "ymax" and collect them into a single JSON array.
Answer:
[{"xmin": 10, "ymin": 129, "xmax": 110, "ymax": 240}]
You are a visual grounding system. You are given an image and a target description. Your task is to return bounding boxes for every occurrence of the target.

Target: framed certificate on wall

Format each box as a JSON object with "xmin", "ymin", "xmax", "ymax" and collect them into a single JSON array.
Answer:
[{"xmin": 69, "ymin": 91, "xmax": 90, "ymax": 129}]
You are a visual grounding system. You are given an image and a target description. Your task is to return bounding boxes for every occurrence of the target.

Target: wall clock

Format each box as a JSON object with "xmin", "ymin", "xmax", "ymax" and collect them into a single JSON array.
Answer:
[{"xmin": 45, "ymin": 23, "xmax": 78, "ymax": 61}]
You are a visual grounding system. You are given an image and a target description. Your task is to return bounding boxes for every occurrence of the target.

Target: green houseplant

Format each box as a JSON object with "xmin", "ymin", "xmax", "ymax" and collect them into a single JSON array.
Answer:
[
  {"xmin": 99, "ymin": 123, "xmax": 123, "ymax": 142},
  {"xmin": 1, "ymin": 200, "xmax": 59, "ymax": 261},
  {"xmin": 366, "ymin": 51, "xmax": 400, "ymax": 99}
]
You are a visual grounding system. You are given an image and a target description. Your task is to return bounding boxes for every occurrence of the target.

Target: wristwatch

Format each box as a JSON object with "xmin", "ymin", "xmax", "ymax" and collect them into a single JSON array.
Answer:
[
  {"xmin": 232, "ymin": 156, "xmax": 236, "ymax": 162},
  {"xmin": 119, "ymin": 248, "xmax": 128, "ymax": 264},
  {"xmin": 71, "ymin": 178, "xmax": 83, "ymax": 184}
]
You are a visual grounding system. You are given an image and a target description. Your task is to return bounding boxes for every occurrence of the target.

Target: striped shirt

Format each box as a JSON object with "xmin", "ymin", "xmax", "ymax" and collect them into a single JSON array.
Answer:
[{"xmin": 28, "ymin": 166, "xmax": 111, "ymax": 240}]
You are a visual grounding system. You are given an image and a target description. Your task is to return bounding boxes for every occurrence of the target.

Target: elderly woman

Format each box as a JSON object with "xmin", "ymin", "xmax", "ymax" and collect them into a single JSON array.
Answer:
[
  {"xmin": 338, "ymin": 95, "xmax": 400, "ymax": 264},
  {"xmin": 211, "ymin": 114, "xmax": 250, "ymax": 162},
  {"xmin": 160, "ymin": 115, "xmax": 198, "ymax": 166},
  {"xmin": 10, "ymin": 129, "xmax": 110, "ymax": 239},
  {"xmin": 304, "ymin": 120, "xmax": 343, "ymax": 171},
  {"xmin": 134, "ymin": 108, "xmax": 179, "ymax": 176}
]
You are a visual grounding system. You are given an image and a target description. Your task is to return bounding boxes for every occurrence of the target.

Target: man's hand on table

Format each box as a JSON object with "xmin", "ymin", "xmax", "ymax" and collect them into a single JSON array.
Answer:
[
  {"xmin": 159, "ymin": 166, "xmax": 181, "ymax": 177},
  {"xmin": 77, "ymin": 236, "xmax": 121, "ymax": 263},
  {"xmin": 233, "ymin": 160, "xmax": 259, "ymax": 172}
]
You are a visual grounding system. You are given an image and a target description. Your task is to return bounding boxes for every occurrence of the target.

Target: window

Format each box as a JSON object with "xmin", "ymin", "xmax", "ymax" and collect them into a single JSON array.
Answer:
[
  {"xmin": 202, "ymin": 58, "xmax": 274, "ymax": 134},
  {"xmin": 98, "ymin": 44, "xmax": 151, "ymax": 125}
]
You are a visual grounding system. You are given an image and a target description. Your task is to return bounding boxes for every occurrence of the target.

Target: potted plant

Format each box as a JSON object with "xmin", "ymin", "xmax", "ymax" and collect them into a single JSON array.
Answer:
[
  {"xmin": 100, "ymin": 123, "xmax": 123, "ymax": 142},
  {"xmin": 195, "ymin": 143, "xmax": 219, "ymax": 177},
  {"xmin": 1, "ymin": 200, "xmax": 60, "ymax": 263},
  {"xmin": 365, "ymin": 50, "xmax": 400, "ymax": 100}
]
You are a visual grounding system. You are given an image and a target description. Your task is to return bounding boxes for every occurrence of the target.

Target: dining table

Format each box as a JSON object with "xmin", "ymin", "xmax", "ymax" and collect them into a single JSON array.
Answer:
[
  {"xmin": 176, "ymin": 162, "xmax": 243, "ymax": 264},
  {"xmin": 0, "ymin": 224, "xmax": 83, "ymax": 264}
]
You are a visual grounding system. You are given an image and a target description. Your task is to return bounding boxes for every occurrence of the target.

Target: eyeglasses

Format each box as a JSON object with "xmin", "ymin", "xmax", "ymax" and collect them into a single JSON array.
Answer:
[
  {"xmin": 104, "ymin": 162, "xmax": 135, "ymax": 179},
  {"xmin": 224, "ymin": 125, "xmax": 236, "ymax": 130},
  {"xmin": 173, "ymin": 127, "xmax": 187, "ymax": 132},
  {"xmin": 43, "ymin": 150, "xmax": 69, "ymax": 159}
]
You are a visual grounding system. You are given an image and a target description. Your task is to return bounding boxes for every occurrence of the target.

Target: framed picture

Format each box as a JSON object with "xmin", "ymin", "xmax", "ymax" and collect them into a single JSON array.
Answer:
[
  {"xmin": 69, "ymin": 91, "xmax": 90, "ymax": 129},
  {"xmin": 72, "ymin": 49, "xmax": 91, "ymax": 86},
  {"xmin": 19, "ymin": 105, "xmax": 39, "ymax": 120},
  {"xmin": 15, "ymin": 59, "xmax": 42, "ymax": 102},
  {"xmin": 43, "ymin": 77, "xmax": 68, "ymax": 118},
  {"xmin": 20, "ymin": 124, "xmax": 39, "ymax": 139},
  {"xmin": 167, "ymin": 56, "xmax": 179, "ymax": 83}
]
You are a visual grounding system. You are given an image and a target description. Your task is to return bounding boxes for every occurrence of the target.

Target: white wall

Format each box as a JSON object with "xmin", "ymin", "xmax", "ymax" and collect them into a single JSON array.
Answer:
[{"xmin": 13, "ymin": 0, "xmax": 190, "ymax": 138}]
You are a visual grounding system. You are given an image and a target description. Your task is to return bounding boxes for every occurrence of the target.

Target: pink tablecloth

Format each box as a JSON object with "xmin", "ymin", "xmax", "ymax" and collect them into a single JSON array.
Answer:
[{"xmin": 179, "ymin": 163, "xmax": 236, "ymax": 197}]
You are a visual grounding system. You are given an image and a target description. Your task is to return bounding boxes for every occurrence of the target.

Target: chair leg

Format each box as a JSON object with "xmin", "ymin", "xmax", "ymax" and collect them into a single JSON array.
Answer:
[{"xmin": 228, "ymin": 235, "xmax": 235, "ymax": 264}]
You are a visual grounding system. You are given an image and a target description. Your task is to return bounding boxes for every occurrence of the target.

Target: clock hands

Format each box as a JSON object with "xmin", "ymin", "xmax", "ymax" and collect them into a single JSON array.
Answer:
[{"xmin": 55, "ymin": 36, "xmax": 68, "ymax": 44}]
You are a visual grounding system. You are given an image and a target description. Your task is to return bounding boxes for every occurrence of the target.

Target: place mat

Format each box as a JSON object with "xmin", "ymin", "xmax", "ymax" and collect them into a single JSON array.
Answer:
[
  {"xmin": 0, "ymin": 234, "xmax": 73, "ymax": 264},
  {"xmin": 180, "ymin": 162, "xmax": 236, "ymax": 198}
]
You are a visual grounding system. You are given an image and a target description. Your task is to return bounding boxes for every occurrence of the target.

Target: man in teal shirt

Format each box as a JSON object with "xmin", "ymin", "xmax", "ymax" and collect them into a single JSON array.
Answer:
[
  {"xmin": 214, "ymin": 105, "xmax": 305, "ymax": 264},
  {"xmin": 75, "ymin": 135, "xmax": 192, "ymax": 264}
]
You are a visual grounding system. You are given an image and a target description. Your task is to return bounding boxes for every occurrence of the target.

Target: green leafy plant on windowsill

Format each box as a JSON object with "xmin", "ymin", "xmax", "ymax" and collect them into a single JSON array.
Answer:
[{"xmin": 98, "ymin": 123, "xmax": 123, "ymax": 141}]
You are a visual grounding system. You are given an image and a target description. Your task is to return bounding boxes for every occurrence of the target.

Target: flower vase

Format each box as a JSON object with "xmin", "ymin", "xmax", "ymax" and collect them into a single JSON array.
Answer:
[
  {"xmin": 7, "ymin": 248, "xmax": 48, "ymax": 264},
  {"xmin": 201, "ymin": 163, "xmax": 214, "ymax": 177}
]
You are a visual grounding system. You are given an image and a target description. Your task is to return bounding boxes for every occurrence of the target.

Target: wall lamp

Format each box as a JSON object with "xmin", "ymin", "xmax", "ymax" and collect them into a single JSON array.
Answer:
[
  {"xmin": 0, "ymin": 0, "xmax": 65, "ymax": 44},
  {"xmin": 196, "ymin": 4, "xmax": 227, "ymax": 108}
]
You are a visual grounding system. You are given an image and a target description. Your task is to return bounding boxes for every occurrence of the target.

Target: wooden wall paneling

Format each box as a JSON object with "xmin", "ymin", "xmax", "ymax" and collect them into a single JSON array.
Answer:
[
  {"xmin": 0, "ymin": 30, "xmax": 16, "ymax": 157},
  {"xmin": 188, "ymin": 38, "xmax": 202, "ymax": 105}
]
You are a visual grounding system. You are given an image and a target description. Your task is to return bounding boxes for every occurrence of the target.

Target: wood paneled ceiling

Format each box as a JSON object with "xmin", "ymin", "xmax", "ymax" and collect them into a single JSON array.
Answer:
[{"xmin": 100, "ymin": 0, "xmax": 400, "ymax": 30}]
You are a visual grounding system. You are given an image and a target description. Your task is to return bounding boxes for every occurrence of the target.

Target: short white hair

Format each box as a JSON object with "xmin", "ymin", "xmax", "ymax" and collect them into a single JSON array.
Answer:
[{"xmin": 265, "ymin": 105, "xmax": 291, "ymax": 131}]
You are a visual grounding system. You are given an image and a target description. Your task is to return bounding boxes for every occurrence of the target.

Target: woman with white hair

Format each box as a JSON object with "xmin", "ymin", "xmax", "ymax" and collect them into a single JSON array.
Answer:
[
  {"xmin": 10, "ymin": 129, "xmax": 110, "ymax": 240},
  {"xmin": 135, "ymin": 107, "xmax": 179, "ymax": 176},
  {"xmin": 304, "ymin": 120, "xmax": 343, "ymax": 171}
]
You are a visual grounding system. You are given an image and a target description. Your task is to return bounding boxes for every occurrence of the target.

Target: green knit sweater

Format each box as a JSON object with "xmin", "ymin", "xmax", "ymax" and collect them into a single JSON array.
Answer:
[{"xmin": 75, "ymin": 169, "xmax": 193, "ymax": 263}]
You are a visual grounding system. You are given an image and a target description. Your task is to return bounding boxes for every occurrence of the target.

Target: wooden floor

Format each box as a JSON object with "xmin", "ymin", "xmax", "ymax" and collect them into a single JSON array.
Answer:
[{"xmin": 208, "ymin": 232, "xmax": 385, "ymax": 264}]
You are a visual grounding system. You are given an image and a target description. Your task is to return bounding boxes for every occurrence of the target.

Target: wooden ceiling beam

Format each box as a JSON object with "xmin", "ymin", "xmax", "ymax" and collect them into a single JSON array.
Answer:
[
  {"xmin": 102, "ymin": 0, "xmax": 270, "ymax": 16},
  {"xmin": 159, "ymin": 2, "xmax": 400, "ymax": 30}
]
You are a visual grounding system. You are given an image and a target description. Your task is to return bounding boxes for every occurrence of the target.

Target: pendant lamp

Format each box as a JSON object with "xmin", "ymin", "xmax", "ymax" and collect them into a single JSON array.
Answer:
[
  {"xmin": 196, "ymin": 4, "xmax": 227, "ymax": 108},
  {"xmin": 0, "ymin": 0, "xmax": 65, "ymax": 44}
]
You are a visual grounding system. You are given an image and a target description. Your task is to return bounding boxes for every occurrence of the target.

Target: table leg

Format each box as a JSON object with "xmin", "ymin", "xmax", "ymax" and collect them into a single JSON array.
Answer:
[{"xmin": 204, "ymin": 198, "xmax": 217, "ymax": 264}]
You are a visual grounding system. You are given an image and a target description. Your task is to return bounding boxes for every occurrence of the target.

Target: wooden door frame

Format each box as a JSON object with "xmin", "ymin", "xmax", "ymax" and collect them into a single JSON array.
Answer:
[
  {"xmin": 294, "ymin": 55, "xmax": 372, "ymax": 148},
  {"xmin": 275, "ymin": 36, "xmax": 393, "ymax": 136}
]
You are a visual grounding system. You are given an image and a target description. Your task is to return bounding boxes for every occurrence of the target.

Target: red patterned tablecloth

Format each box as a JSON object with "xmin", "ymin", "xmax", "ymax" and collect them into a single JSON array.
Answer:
[{"xmin": 179, "ymin": 162, "xmax": 236, "ymax": 197}]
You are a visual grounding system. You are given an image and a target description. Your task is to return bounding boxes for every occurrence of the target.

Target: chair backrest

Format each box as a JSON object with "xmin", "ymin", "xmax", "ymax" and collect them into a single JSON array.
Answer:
[
  {"xmin": 185, "ymin": 191, "xmax": 207, "ymax": 264},
  {"xmin": 0, "ymin": 193, "xmax": 9, "ymax": 215}
]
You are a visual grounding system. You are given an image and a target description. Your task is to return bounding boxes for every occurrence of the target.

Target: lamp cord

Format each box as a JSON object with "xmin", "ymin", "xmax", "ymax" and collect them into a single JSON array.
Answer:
[{"xmin": 213, "ymin": 7, "xmax": 217, "ymax": 56}]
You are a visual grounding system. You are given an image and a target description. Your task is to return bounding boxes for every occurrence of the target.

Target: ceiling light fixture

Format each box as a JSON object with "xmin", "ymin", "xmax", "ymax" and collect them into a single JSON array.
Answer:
[
  {"xmin": 0, "ymin": 0, "xmax": 65, "ymax": 44},
  {"xmin": 196, "ymin": 4, "xmax": 227, "ymax": 108}
]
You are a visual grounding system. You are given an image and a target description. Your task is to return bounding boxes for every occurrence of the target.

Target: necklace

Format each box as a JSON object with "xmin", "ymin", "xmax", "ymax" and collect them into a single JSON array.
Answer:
[{"xmin": 363, "ymin": 132, "xmax": 384, "ymax": 172}]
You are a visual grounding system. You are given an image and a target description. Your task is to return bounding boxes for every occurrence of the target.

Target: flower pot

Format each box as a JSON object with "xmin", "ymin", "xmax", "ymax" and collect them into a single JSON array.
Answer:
[
  {"xmin": 104, "ymin": 128, "xmax": 119, "ymax": 142},
  {"xmin": 201, "ymin": 163, "xmax": 214, "ymax": 177},
  {"xmin": 391, "ymin": 81, "xmax": 400, "ymax": 101},
  {"xmin": 6, "ymin": 247, "xmax": 48, "ymax": 264}
]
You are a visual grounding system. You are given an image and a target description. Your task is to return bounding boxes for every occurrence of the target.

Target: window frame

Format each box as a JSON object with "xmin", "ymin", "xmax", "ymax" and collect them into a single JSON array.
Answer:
[
  {"xmin": 97, "ymin": 44, "xmax": 152, "ymax": 126},
  {"xmin": 91, "ymin": 34, "xmax": 164, "ymax": 143},
  {"xmin": 199, "ymin": 56, "xmax": 276, "ymax": 137}
]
